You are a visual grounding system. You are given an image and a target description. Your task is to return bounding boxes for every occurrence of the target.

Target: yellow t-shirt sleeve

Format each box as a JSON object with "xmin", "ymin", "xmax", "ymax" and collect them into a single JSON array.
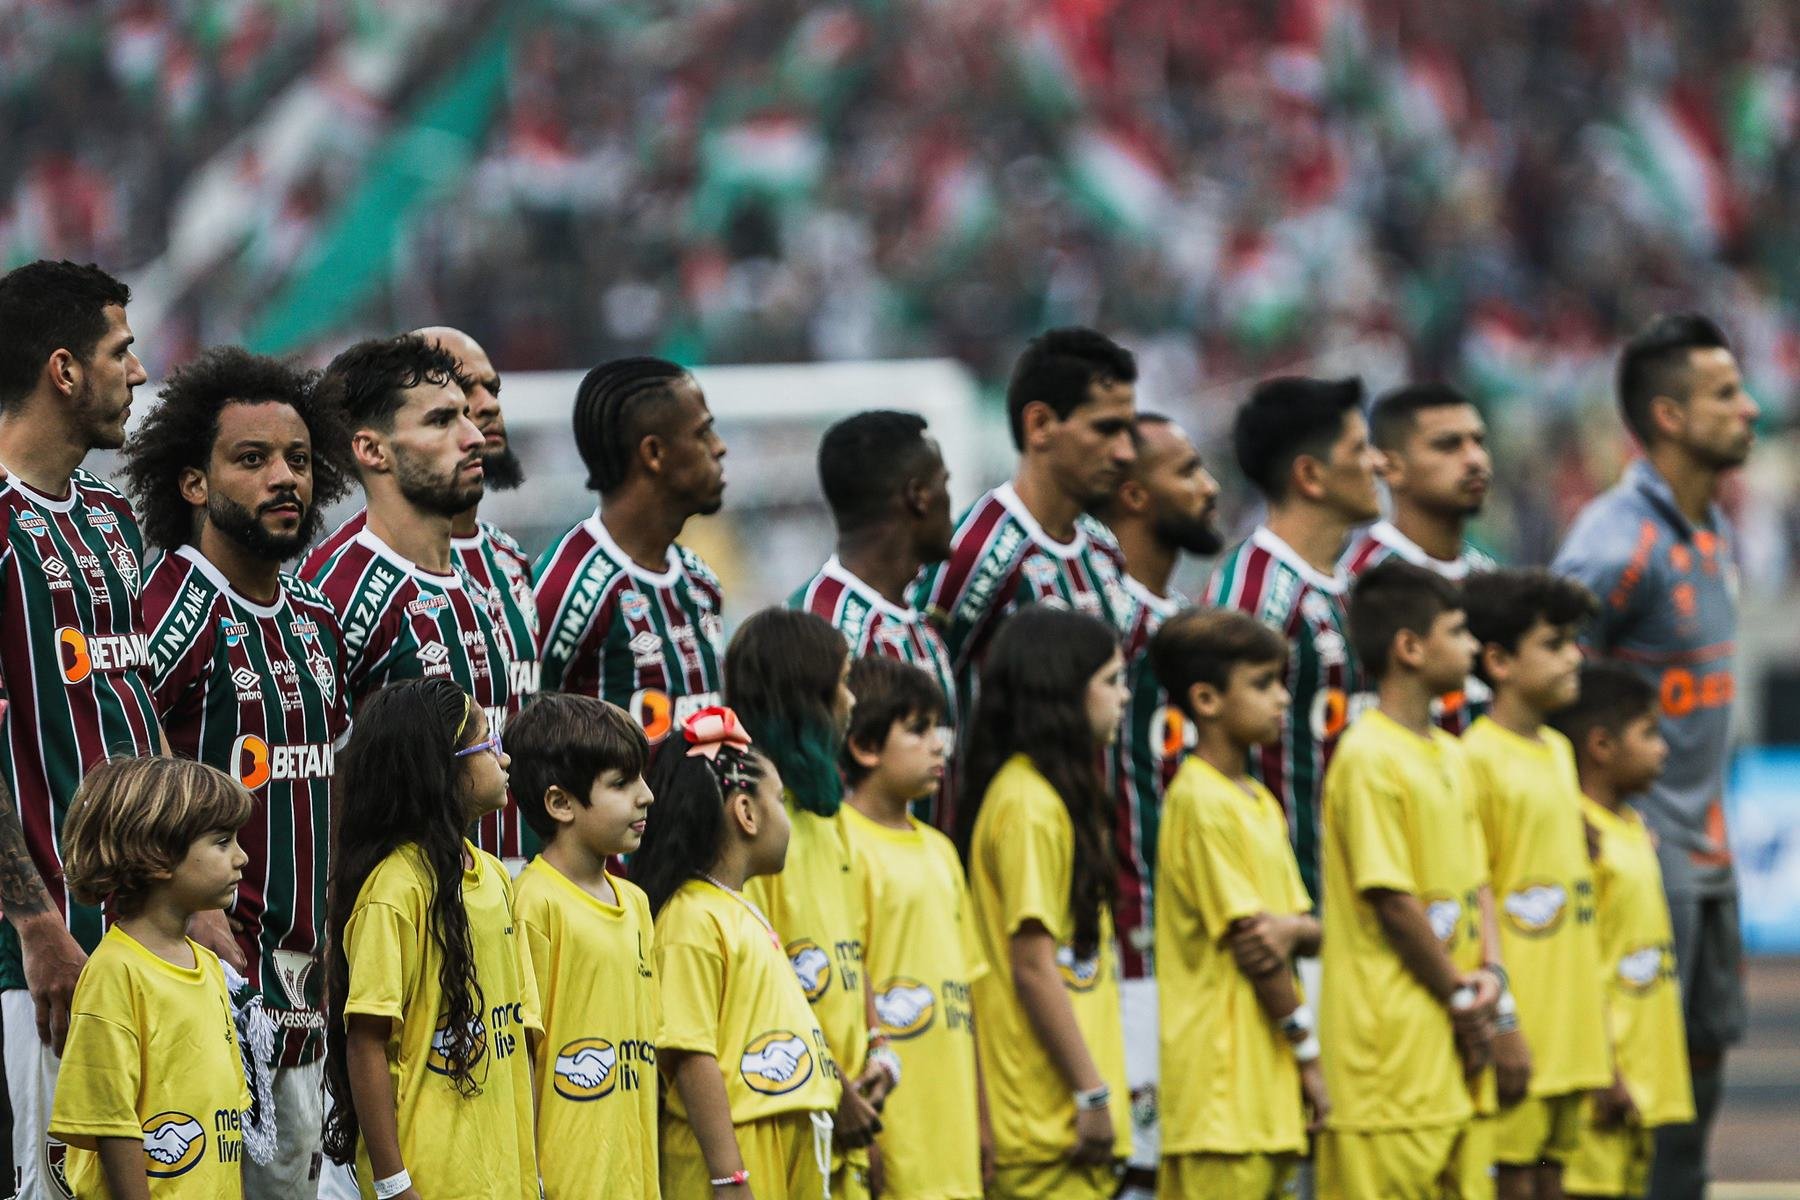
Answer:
[
  {"xmin": 1186, "ymin": 795, "xmax": 1265, "ymax": 938},
  {"xmin": 656, "ymin": 935, "xmax": 726, "ymax": 1058},
  {"xmin": 343, "ymin": 898, "xmax": 417, "ymax": 1026},
  {"xmin": 1338, "ymin": 761, "xmax": 1417, "ymax": 896},
  {"xmin": 502, "ymin": 871, "xmax": 544, "ymax": 1036},
  {"xmin": 49, "ymin": 1012, "xmax": 143, "ymax": 1145},
  {"xmin": 990, "ymin": 794, "xmax": 1071, "ymax": 942},
  {"xmin": 944, "ymin": 841, "xmax": 990, "ymax": 984}
]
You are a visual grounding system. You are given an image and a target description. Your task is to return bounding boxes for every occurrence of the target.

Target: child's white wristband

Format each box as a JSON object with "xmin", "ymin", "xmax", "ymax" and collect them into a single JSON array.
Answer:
[
  {"xmin": 373, "ymin": 1169, "xmax": 412, "ymax": 1199},
  {"xmin": 1291, "ymin": 1033, "xmax": 1322, "ymax": 1063}
]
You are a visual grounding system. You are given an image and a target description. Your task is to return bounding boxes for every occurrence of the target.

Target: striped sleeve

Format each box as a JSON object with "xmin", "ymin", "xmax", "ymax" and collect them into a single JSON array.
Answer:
[{"xmin": 142, "ymin": 559, "xmax": 216, "ymax": 720}]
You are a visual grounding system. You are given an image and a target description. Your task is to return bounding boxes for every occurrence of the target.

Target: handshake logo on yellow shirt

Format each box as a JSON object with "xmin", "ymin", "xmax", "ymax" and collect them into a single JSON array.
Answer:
[
  {"xmin": 1055, "ymin": 945, "xmax": 1100, "ymax": 993},
  {"xmin": 141, "ymin": 1112, "xmax": 206, "ymax": 1178},
  {"xmin": 874, "ymin": 979, "xmax": 936, "ymax": 1039},
  {"xmin": 741, "ymin": 1031, "xmax": 815, "ymax": 1094}
]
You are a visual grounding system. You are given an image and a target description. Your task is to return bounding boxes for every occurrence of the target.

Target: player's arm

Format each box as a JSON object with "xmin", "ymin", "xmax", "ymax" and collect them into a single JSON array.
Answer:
[
  {"xmin": 1010, "ymin": 921, "xmax": 1113, "ymax": 1165},
  {"xmin": 346, "ymin": 1014, "xmax": 420, "ymax": 1200},
  {"xmin": 1366, "ymin": 889, "xmax": 1490, "ymax": 1051},
  {"xmin": 0, "ymin": 773, "xmax": 86, "ymax": 1051},
  {"xmin": 661, "ymin": 1050, "xmax": 753, "ymax": 1198},
  {"xmin": 1228, "ymin": 911, "xmax": 1321, "ymax": 976},
  {"xmin": 1477, "ymin": 884, "xmax": 1529, "ymax": 1100},
  {"xmin": 97, "ymin": 1137, "xmax": 152, "ymax": 1200}
]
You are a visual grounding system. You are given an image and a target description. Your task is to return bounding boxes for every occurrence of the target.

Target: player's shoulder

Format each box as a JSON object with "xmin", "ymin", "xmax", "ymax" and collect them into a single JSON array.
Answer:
[
  {"xmin": 477, "ymin": 520, "xmax": 529, "ymax": 561},
  {"xmin": 1076, "ymin": 512, "xmax": 1125, "ymax": 560},
  {"xmin": 143, "ymin": 547, "xmax": 216, "ymax": 601},
  {"xmin": 1340, "ymin": 528, "xmax": 1390, "ymax": 577},
  {"xmin": 1557, "ymin": 476, "xmax": 1662, "ymax": 562},
  {"xmin": 948, "ymin": 488, "xmax": 1024, "ymax": 554},
  {"xmin": 1165, "ymin": 756, "xmax": 1242, "ymax": 822},
  {"xmin": 69, "ymin": 467, "xmax": 131, "ymax": 508},
  {"xmin": 674, "ymin": 542, "xmax": 721, "ymax": 589},
  {"xmin": 981, "ymin": 754, "xmax": 1067, "ymax": 826},
  {"xmin": 613, "ymin": 874, "xmax": 653, "ymax": 922}
]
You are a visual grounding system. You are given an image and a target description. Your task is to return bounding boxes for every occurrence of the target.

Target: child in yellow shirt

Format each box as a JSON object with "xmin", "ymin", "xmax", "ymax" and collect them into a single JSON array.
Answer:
[
  {"xmin": 1148, "ymin": 609, "xmax": 1325, "ymax": 1199},
  {"xmin": 1462, "ymin": 569, "xmax": 1611, "ymax": 1200},
  {"xmin": 506, "ymin": 693, "xmax": 659, "ymax": 1199},
  {"xmin": 1550, "ymin": 664, "xmax": 1692, "ymax": 1199},
  {"xmin": 51, "ymin": 757, "xmax": 255, "ymax": 1199},
  {"xmin": 633, "ymin": 705, "xmax": 842, "ymax": 1200},
  {"xmin": 1319, "ymin": 560, "xmax": 1500, "ymax": 1200},
  {"xmin": 322, "ymin": 679, "xmax": 542, "ymax": 1200},
  {"xmin": 841, "ymin": 656, "xmax": 986, "ymax": 1199}
]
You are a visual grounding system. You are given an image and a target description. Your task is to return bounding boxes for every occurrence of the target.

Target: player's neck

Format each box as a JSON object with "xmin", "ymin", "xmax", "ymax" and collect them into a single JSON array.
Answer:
[
  {"xmin": 1486, "ymin": 690, "xmax": 1546, "ymax": 743},
  {"xmin": 1388, "ymin": 500, "xmax": 1466, "ymax": 563},
  {"xmin": 1578, "ymin": 769, "xmax": 1623, "ymax": 814},
  {"xmin": 599, "ymin": 490, "xmax": 685, "ymax": 572},
  {"xmin": 1112, "ymin": 517, "xmax": 1175, "ymax": 597},
  {"xmin": 705, "ymin": 845, "xmax": 752, "ymax": 891},
  {"xmin": 1263, "ymin": 502, "xmax": 1351, "ymax": 578},
  {"xmin": 196, "ymin": 523, "xmax": 282, "ymax": 605},
  {"xmin": 0, "ymin": 405, "xmax": 87, "ymax": 496},
  {"xmin": 541, "ymin": 838, "xmax": 616, "ymax": 904},
  {"xmin": 365, "ymin": 496, "xmax": 453, "ymax": 574},
  {"xmin": 1645, "ymin": 443, "xmax": 1721, "ymax": 528},
  {"xmin": 847, "ymin": 783, "xmax": 912, "ymax": 831},
  {"xmin": 117, "ymin": 897, "xmax": 200, "ymax": 969},
  {"xmin": 1377, "ymin": 673, "xmax": 1437, "ymax": 737},
  {"xmin": 1193, "ymin": 723, "xmax": 1254, "ymax": 785},
  {"xmin": 1010, "ymin": 463, "xmax": 1083, "ymax": 544},
  {"xmin": 836, "ymin": 527, "xmax": 922, "ymax": 608},
  {"xmin": 450, "ymin": 503, "xmax": 480, "ymax": 539}
]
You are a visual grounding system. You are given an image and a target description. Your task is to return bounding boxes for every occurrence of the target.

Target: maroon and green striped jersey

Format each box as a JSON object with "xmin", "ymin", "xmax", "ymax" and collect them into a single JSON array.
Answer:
[
  {"xmin": 301, "ymin": 525, "xmax": 522, "ymax": 857},
  {"xmin": 1341, "ymin": 520, "xmax": 1499, "ymax": 735},
  {"xmin": 1204, "ymin": 526, "xmax": 1367, "ymax": 899},
  {"xmin": 1112, "ymin": 575, "xmax": 1192, "ymax": 978},
  {"xmin": 143, "ymin": 545, "xmax": 350, "ymax": 1066},
  {"xmin": 533, "ymin": 510, "xmax": 724, "ymax": 745},
  {"xmin": 0, "ymin": 469, "xmax": 160, "ymax": 988}
]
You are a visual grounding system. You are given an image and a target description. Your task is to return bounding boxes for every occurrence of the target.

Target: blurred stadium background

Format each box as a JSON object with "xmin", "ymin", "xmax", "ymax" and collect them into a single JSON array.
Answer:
[{"xmin": 5, "ymin": 0, "xmax": 1798, "ymax": 1184}]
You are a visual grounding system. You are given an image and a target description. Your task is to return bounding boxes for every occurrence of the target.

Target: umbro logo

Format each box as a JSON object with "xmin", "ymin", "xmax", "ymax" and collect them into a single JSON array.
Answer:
[
  {"xmin": 232, "ymin": 667, "xmax": 263, "ymax": 701},
  {"xmin": 43, "ymin": 558, "xmax": 68, "ymax": 578},
  {"xmin": 417, "ymin": 642, "xmax": 452, "ymax": 676},
  {"xmin": 628, "ymin": 631, "xmax": 663, "ymax": 667}
]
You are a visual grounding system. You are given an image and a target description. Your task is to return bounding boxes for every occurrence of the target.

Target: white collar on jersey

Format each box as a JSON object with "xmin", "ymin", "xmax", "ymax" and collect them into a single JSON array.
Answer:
[
  {"xmin": 0, "ymin": 464, "xmax": 78, "ymax": 512},
  {"xmin": 1122, "ymin": 572, "xmax": 1185, "ymax": 618},
  {"xmin": 1367, "ymin": 520, "xmax": 1474, "ymax": 581},
  {"xmin": 821, "ymin": 555, "xmax": 922, "ymax": 622},
  {"xmin": 174, "ymin": 544, "xmax": 288, "ymax": 618},
  {"xmin": 1250, "ymin": 525, "xmax": 1348, "ymax": 595},
  {"xmin": 993, "ymin": 482, "xmax": 1088, "ymax": 560},
  {"xmin": 353, "ymin": 528, "xmax": 464, "ymax": 588},
  {"xmin": 582, "ymin": 508, "xmax": 683, "ymax": 587}
]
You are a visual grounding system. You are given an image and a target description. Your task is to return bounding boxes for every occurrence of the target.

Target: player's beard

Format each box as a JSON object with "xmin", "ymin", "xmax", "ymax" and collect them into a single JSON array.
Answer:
[
  {"xmin": 395, "ymin": 450, "xmax": 483, "ymax": 517},
  {"xmin": 481, "ymin": 443, "xmax": 526, "ymax": 491},
  {"xmin": 1155, "ymin": 507, "xmax": 1225, "ymax": 556},
  {"xmin": 208, "ymin": 491, "xmax": 314, "ymax": 562}
]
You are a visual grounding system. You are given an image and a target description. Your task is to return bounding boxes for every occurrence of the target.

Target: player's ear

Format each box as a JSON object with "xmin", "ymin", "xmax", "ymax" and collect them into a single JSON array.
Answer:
[
  {"xmin": 350, "ymin": 428, "xmax": 388, "ymax": 474},
  {"xmin": 177, "ymin": 465, "xmax": 209, "ymax": 508},
  {"xmin": 1290, "ymin": 452, "xmax": 1328, "ymax": 503},
  {"xmin": 845, "ymin": 731, "xmax": 884, "ymax": 772},
  {"xmin": 727, "ymin": 786, "xmax": 758, "ymax": 838},
  {"xmin": 637, "ymin": 431, "xmax": 665, "ymax": 479},
  {"xmin": 1478, "ymin": 641, "xmax": 1508, "ymax": 686},
  {"xmin": 901, "ymin": 473, "xmax": 931, "ymax": 519},
  {"xmin": 1392, "ymin": 627, "xmax": 1424, "ymax": 673},
  {"xmin": 1186, "ymin": 682, "xmax": 1222, "ymax": 721},
  {"xmin": 543, "ymin": 785, "xmax": 579, "ymax": 827},
  {"xmin": 1019, "ymin": 400, "xmax": 1058, "ymax": 451}
]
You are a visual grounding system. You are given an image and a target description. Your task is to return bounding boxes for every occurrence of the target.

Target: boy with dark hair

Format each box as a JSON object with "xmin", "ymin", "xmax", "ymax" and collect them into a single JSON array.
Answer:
[
  {"xmin": 507, "ymin": 692, "xmax": 661, "ymax": 1199},
  {"xmin": 1549, "ymin": 664, "xmax": 1691, "ymax": 1200},
  {"xmin": 1149, "ymin": 610, "xmax": 1324, "ymax": 1199},
  {"xmin": 1461, "ymin": 569, "xmax": 1611, "ymax": 1199},
  {"xmin": 1318, "ymin": 561, "xmax": 1499, "ymax": 1199},
  {"xmin": 839, "ymin": 656, "xmax": 985, "ymax": 1200}
]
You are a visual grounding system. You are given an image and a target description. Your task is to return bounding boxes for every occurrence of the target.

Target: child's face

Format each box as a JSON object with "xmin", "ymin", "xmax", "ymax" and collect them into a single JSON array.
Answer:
[
  {"xmin": 1085, "ymin": 651, "xmax": 1130, "ymax": 746},
  {"xmin": 745, "ymin": 762, "xmax": 792, "ymax": 876},
  {"xmin": 567, "ymin": 769, "xmax": 655, "ymax": 858},
  {"xmin": 1418, "ymin": 607, "xmax": 1479, "ymax": 695},
  {"xmin": 168, "ymin": 827, "xmax": 247, "ymax": 915},
  {"xmin": 1611, "ymin": 711, "xmax": 1669, "ymax": 795},
  {"xmin": 458, "ymin": 709, "xmax": 511, "ymax": 821},
  {"xmin": 1219, "ymin": 659, "xmax": 1290, "ymax": 747},
  {"xmin": 1497, "ymin": 618, "xmax": 1584, "ymax": 714},
  {"xmin": 871, "ymin": 713, "xmax": 948, "ymax": 804}
]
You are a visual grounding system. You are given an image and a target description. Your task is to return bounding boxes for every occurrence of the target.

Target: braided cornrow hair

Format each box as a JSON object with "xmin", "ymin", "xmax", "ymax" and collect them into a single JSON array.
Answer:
[{"xmin": 571, "ymin": 356, "xmax": 692, "ymax": 494}]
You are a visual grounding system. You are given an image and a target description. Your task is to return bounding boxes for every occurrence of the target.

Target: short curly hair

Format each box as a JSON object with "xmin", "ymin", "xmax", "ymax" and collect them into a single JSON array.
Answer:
[{"xmin": 121, "ymin": 346, "xmax": 354, "ymax": 552}]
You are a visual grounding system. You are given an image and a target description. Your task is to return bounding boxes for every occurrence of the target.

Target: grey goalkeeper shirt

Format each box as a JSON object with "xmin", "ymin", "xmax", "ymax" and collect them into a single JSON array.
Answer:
[{"xmin": 1553, "ymin": 459, "xmax": 1741, "ymax": 898}]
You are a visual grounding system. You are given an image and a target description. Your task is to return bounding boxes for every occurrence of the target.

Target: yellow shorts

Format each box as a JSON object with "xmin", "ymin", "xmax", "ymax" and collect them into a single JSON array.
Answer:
[
  {"xmin": 987, "ymin": 1160, "xmax": 1119, "ymax": 1199},
  {"xmin": 1157, "ymin": 1151, "xmax": 1301, "ymax": 1198},
  {"xmin": 1320, "ymin": 1123, "xmax": 1489, "ymax": 1200},
  {"xmin": 1495, "ymin": 1091, "xmax": 1586, "ymax": 1166},
  {"xmin": 661, "ymin": 1109, "xmax": 830, "ymax": 1200},
  {"xmin": 1562, "ymin": 1120, "xmax": 1654, "ymax": 1197},
  {"xmin": 831, "ymin": 1155, "xmax": 870, "ymax": 1200}
]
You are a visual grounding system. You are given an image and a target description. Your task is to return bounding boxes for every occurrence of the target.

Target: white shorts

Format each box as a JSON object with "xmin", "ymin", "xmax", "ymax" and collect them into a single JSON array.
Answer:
[
  {"xmin": 245, "ymin": 1060, "xmax": 326, "ymax": 1200},
  {"xmin": 315, "ymin": 1083, "xmax": 359, "ymax": 1200},
  {"xmin": 3, "ymin": 989, "xmax": 64, "ymax": 1200},
  {"xmin": 1121, "ymin": 974, "xmax": 1160, "ymax": 1171}
]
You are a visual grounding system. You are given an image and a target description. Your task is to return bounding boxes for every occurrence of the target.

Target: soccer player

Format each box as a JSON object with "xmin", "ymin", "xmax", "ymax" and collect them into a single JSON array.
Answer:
[
  {"xmin": 1551, "ymin": 313, "xmax": 1756, "ymax": 1199},
  {"xmin": 534, "ymin": 357, "xmax": 727, "ymax": 745},
  {"xmin": 1205, "ymin": 375, "xmax": 1381, "ymax": 900},
  {"xmin": 122, "ymin": 346, "xmax": 355, "ymax": 1197},
  {"xmin": 1149, "ymin": 609, "xmax": 1325, "ymax": 1199},
  {"xmin": 307, "ymin": 326, "xmax": 541, "ymax": 729},
  {"xmin": 1342, "ymin": 382, "xmax": 1498, "ymax": 732},
  {"xmin": 841, "ymin": 656, "xmax": 985, "ymax": 1200},
  {"xmin": 914, "ymin": 327, "xmax": 1136, "ymax": 828},
  {"xmin": 1550, "ymin": 664, "xmax": 1691, "ymax": 1199},
  {"xmin": 1317, "ymin": 561, "xmax": 1498, "ymax": 1199},
  {"xmin": 300, "ymin": 334, "xmax": 518, "ymax": 856},
  {"xmin": 1462, "ymin": 569, "xmax": 1611, "ymax": 1199},
  {"xmin": 1095, "ymin": 412, "xmax": 1223, "ymax": 1192}
]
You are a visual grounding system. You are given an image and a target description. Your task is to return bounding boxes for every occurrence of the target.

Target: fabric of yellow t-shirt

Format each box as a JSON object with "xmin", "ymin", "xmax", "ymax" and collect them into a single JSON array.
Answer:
[
  {"xmin": 51, "ymin": 927, "xmax": 252, "ymax": 1198},
  {"xmin": 1157, "ymin": 756, "xmax": 1313, "ymax": 1156},
  {"xmin": 744, "ymin": 803, "xmax": 870, "ymax": 1086},
  {"xmin": 1463, "ymin": 718, "xmax": 1610, "ymax": 1098},
  {"xmin": 1584, "ymin": 798, "xmax": 1694, "ymax": 1127},
  {"xmin": 342, "ymin": 842, "xmax": 542, "ymax": 1200},
  {"xmin": 655, "ymin": 877, "xmax": 842, "ymax": 1123},
  {"xmin": 516, "ymin": 858, "xmax": 660, "ymax": 1200},
  {"xmin": 844, "ymin": 804, "xmax": 987, "ymax": 1199},
  {"xmin": 969, "ymin": 754, "xmax": 1132, "ymax": 1167},
  {"xmin": 1320, "ymin": 710, "xmax": 1487, "ymax": 1132}
]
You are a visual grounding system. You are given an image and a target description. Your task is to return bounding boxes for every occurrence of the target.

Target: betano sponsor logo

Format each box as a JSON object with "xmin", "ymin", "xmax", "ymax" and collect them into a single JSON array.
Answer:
[
  {"xmin": 57, "ymin": 627, "xmax": 148, "ymax": 684},
  {"xmin": 229, "ymin": 736, "xmax": 335, "ymax": 790}
]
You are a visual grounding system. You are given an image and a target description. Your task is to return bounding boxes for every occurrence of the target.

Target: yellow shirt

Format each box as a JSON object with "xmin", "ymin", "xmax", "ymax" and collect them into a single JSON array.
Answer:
[
  {"xmin": 1463, "ymin": 718, "xmax": 1610, "ymax": 1097},
  {"xmin": 744, "ymin": 804, "xmax": 869, "ymax": 1084},
  {"xmin": 1156, "ymin": 757, "xmax": 1313, "ymax": 1155},
  {"xmin": 844, "ymin": 804, "xmax": 987, "ymax": 1199},
  {"xmin": 968, "ymin": 754, "xmax": 1131, "ymax": 1167},
  {"xmin": 1320, "ymin": 710, "xmax": 1487, "ymax": 1131},
  {"xmin": 50, "ymin": 928, "xmax": 251, "ymax": 1198},
  {"xmin": 515, "ymin": 858, "xmax": 659, "ymax": 1200},
  {"xmin": 655, "ymin": 877, "xmax": 842, "ymax": 1122},
  {"xmin": 343, "ymin": 843, "xmax": 541, "ymax": 1200},
  {"xmin": 1585, "ymin": 798, "xmax": 1694, "ymax": 1127}
]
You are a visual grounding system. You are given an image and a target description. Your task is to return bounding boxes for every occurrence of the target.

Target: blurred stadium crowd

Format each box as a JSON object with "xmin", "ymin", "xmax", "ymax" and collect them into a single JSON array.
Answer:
[{"xmin": 4, "ymin": 0, "xmax": 1799, "ymax": 577}]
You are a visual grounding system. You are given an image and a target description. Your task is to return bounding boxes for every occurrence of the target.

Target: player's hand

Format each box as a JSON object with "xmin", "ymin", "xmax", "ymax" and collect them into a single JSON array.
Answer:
[
  {"xmin": 1069, "ymin": 1104, "xmax": 1115, "ymax": 1165},
  {"xmin": 979, "ymin": 1113, "xmax": 996, "ymax": 1188},
  {"xmin": 19, "ymin": 918, "xmax": 86, "ymax": 1052},
  {"xmin": 834, "ymin": 1076, "xmax": 883, "ymax": 1150},
  {"xmin": 866, "ymin": 1139, "xmax": 885, "ymax": 1198},
  {"xmin": 188, "ymin": 908, "xmax": 249, "ymax": 973},
  {"xmin": 1299, "ymin": 1059, "xmax": 1331, "ymax": 1133},
  {"xmin": 1592, "ymin": 1071, "xmax": 1638, "ymax": 1129},
  {"xmin": 1227, "ymin": 913, "xmax": 1293, "ymax": 976},
  {"xmin": 1493, "ymin": 1029, "xmax": 1533, "ymax": 1106},
  {"xmin": 1449, "ymin": 971, "xmax": 1496, "ymax": 1044},
  {"xmin": 856, "ymin": 1060, "xmax": 895, "ymax": 1112}
]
